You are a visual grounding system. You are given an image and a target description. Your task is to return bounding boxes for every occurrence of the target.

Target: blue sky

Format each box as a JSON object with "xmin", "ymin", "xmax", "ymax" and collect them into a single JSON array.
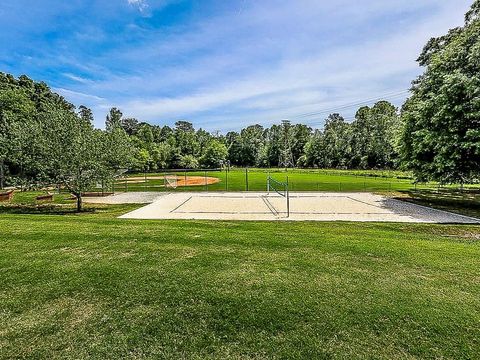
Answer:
[{"xmin": 0, "ymin": 0, "xmax": 473, "ymax": 131}]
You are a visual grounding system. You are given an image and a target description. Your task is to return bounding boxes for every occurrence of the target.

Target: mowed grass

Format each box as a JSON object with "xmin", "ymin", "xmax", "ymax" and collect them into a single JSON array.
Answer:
[
  {"xmin": 119, "ymin": 168, "xmax": 420, "ymax": 192},
  {"xmin": 1, "ymin": 206, "xmax": 480, "ymax": 359}
]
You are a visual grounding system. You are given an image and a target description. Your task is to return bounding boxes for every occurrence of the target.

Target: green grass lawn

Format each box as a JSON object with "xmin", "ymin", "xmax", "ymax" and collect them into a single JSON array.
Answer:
[
  {"xmin": 118, "ymin": 168, "xmax": 475, "ymax": 193},
  {"xmin": 1, "ymin": 205, "xmax": 479, "ymax": 359}
]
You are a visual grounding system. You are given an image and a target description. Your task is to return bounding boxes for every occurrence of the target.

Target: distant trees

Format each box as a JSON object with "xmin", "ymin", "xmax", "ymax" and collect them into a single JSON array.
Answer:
[
  {"xmin": 399, "ymin": 0, "xmax": 480, "ymax": 184},
  {"xmin": 1, "ymin": 71, "xmax": 407, "ymax": 196},
  {"xmin": 116, "ymin": 100, "xmax": 401, "ymax": 171},
  {"xmin": 351, "ymin": 101, "xmax": 399, "ymax": 169},
  {"xmin": 200, "ymin": 140, "xmax": 228, "ymax": 168}
]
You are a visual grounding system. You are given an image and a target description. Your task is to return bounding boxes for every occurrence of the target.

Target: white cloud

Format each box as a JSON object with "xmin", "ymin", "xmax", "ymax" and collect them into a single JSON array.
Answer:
[
  {"xmin": 56, "ymin": 0, "xmax": 473, "ymax": 130},
  {"xmin": 62, "ymin": 73, "xmax": 91, "ymax": 84},
  {"xmin": 115, "ymin": 0, "xmax": 469, "ymax": 130},
  {"xmin": 127, "ymin": 0, "xmax": 148, "ymax": 13}
]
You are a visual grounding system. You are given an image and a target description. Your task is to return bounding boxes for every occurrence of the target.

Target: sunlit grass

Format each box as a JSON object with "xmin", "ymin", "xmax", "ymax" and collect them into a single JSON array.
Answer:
[{"xmin": 0, "ymin": 207, "xmax": 479, "ymax": 358}]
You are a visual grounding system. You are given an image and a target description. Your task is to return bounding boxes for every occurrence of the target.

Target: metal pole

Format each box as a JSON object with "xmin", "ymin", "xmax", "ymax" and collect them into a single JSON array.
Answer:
[
  {"xmin": 286, "ymin": 176, "xmax": 290, "ymax": 218},
  {"xmin": 225, "ymin": 167, "xmax": 228, "ymax": 191},
  {"xmin": 0, "ymin": 160, "xmax": 4, "ymax": 190},
  {"xmin": 205, "ymin": 170, "xmax": 207, "ymax": 191},
  {"xmin": 245, "ymin": 167, "xmax": 249, "ymax": 191}
]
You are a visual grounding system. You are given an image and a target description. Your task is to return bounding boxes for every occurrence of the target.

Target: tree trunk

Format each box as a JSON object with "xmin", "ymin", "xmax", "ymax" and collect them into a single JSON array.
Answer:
[{"xmin": 76, "ymin": 194, "xmax": 83, "ymax": 212}]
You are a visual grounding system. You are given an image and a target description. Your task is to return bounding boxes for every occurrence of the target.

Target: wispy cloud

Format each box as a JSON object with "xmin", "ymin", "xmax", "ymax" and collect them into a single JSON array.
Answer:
[
  {"xmin": 0, "ymin": 0, "xmax": 473, "ymax": 130},
  {"xmin": 127, "ymin": 0, "xmax": 149, "ymax": 13},
  {"xmin": 62, "ymin": 73, "xmax": 91, "ymax": 84}
]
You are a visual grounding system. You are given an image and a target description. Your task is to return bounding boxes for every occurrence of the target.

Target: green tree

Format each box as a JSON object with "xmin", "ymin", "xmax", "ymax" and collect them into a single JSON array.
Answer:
[
  {"xmin": 400, "ymin": 1, "xmax": 480, "ymax": 183},
  {"xmin": 351, "ymin": 101, "xmax": 400, "ymax": 169},
  {"xmin": 322, "ymin": 114, "xmax": 352, "ymax": 168},
  {"xmin": 174, "ymin": 121, "xmax": 199, "ymax": 156},
  {"xmin": 304, "ymin": 130, "xmax": 326, "ymax": 167},
  {"xmin": 0, "ymin": 87, "xmax": 35, "ymax": 188},
  {"xmin": 78, "ymin": 105, "xmax": 94, "ymax": 124},
  {"xmin": 121, "ymin": 117, "xmax": 139, "ymax": 136},
  {"xmin": 105, "ymin": 107, "xmax": 123, "ymax": 131},
  {"xmin": 291, "ymin": 124, "xmax": 312, "ymax": 166},
  {"xmin": 39, "ymin": 108, "xmax": 105, "ymax": 211},
  {"xmin": 239, "ymin": 124, "xmax": 265, "ymax": 166},
  {"xmin": 200, "ymin": 140, "xmax": 228, "ymax": 168},
  {"xmin": 178, "ymin": 154, "xmax": 199, "ymax": 169}
]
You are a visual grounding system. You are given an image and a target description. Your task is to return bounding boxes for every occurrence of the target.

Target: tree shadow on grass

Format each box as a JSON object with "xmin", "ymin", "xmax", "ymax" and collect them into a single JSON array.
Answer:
[
  {"xmin": 0, "ymin": 203, "xmax": 96, "ymax": 215},
  {"xmin": 396, "ymin": 188, "xmax": 480, "ymax": 219}
]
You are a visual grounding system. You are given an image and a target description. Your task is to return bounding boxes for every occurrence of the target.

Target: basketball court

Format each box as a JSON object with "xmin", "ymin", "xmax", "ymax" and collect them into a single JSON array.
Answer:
[{"xmin": 118, "ymin": 191, "xmax": 479, "ymax": 223}]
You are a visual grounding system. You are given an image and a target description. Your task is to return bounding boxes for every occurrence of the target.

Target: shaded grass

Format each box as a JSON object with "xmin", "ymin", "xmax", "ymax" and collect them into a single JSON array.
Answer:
[
  {"xmin": 398, "ymin": 188, "xmax": 480, "ymax": 219},
  {"xmin": 1, "ymin": 208, "xmax": 479, "ymax": 359}
]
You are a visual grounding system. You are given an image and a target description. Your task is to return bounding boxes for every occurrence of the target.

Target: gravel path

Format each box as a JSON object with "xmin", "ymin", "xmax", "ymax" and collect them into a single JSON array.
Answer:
[{"xmin": 83, "ymin": 192, "xmax": 167, "ymax": 204}]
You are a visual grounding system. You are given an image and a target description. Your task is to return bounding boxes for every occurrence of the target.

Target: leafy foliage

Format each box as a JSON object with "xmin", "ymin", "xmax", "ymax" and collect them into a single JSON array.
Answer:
[{"xmin": 400, "ymin": 1, "xmax": 480, "ymax": 184}]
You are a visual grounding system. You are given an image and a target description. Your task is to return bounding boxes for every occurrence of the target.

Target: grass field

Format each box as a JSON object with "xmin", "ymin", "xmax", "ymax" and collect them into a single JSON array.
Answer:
[
  {"xmin": 117, "ymin": 168, "xmax": 480, "ymax": 194},
  {"xmin": 117, "ymin": 168, "xmax": 421, "ymax": 193},
  {"xmin": 1, "ymin": 205, "xmax": 480, "ymax": 359}
]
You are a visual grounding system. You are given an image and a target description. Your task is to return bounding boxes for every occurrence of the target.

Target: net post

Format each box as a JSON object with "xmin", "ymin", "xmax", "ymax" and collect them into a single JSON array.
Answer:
[{"xmin": 267, "ymin": 176, "xmax": 270, "ymax": 195}]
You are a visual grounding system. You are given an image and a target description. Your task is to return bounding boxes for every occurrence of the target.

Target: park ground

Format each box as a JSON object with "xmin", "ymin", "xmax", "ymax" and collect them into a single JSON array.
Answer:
[{"xmin": 1, "ymin": 169, "xmax": 480, "ymax": 358}]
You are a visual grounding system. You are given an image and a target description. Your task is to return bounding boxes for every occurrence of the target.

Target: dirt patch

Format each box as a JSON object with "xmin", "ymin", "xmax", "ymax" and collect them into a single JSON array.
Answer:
[
  {"xmin": 177, "ymin": 176, "xmax": 220, "ymax": 187},
  {"xmin": 124, "ymin": 175, "xmax": 220, "ymax": 187}
]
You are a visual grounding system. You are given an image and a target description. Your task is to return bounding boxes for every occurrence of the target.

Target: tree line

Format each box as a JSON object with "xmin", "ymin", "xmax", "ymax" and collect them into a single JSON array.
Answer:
[
  {"xmin": 102, "ymin": 99, "xmax": 400, "ymax": 172},
  {"xmin": 1, "ymin": 0, "xmax": 479, "ymax": 210}
]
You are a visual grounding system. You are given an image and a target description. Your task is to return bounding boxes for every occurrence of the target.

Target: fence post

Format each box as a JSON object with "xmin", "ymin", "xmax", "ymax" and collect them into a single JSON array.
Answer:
[
  {"xmin": 245, "ymin": 167, "xmax": 249, "ymax": 191},
  {"xmin": 205, "ymin": 170, "xmax": 208, "ymax": 191},
  {"xmin": 0, "ymin": 162, "xmax": 3, "ymax": 190},
  {"xmin": 225, "ymin": 167, "xmax": 228, "ymax": 191},
  {"xmin": 286, "ymin": 176, "xmax": 290, "ymax": 218},
  {"xmin": 144, "ymin": 169, "xmax": 147, "ymax": 190}
]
